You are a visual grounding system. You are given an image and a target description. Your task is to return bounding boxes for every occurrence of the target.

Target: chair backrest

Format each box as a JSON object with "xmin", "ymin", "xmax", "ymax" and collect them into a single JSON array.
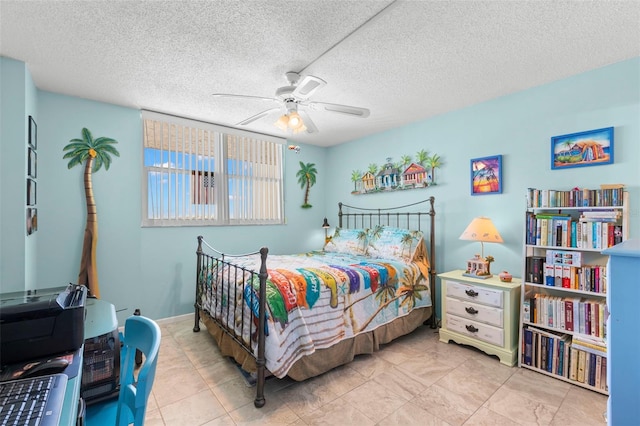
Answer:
[{"xmin": 116, "ymin": 315, "xmax": 161, "ymax": 426}]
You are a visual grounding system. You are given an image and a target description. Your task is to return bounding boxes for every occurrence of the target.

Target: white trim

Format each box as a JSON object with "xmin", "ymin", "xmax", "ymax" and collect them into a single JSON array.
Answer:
[{"xmin": 155, "ymin": 313, "xmax": 192, "ymax": 325}]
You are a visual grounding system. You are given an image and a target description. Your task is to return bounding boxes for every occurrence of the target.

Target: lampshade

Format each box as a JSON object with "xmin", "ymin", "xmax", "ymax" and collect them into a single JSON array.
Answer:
[
  {"xmin": 322, "ymin": 217, "xmax": 330, "ymax": 228},
  {"xmin": 459, "ymin": 217, "xmax": 503, "ymax": 243},
  {"xmin": 274, "ymin": 110, "xmax": 307, "ymax": 133},
  {"xmin": 274, "ymin": 114, "xmax": 289, "ymax": 130}
]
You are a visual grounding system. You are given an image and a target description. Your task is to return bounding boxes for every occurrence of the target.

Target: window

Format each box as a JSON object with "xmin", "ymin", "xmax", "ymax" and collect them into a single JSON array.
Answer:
[{"xmin": 142, "ymin": 110, "xmax": 285, "ymax": 227}]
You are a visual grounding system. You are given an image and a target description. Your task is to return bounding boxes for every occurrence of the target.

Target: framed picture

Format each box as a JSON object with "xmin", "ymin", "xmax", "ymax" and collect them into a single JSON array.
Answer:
[
  {"xmin": 471, "ymin": 155, "xmax": 502, "ymax": 195},
  {"xmin": 551, "ymin": 127, "xmax": 614, "ymax": 170},
  {"xmin": 26, "ymin": 208, "xmax": 38, "ymax": 235},
  {"xmin": 27, "ymin": 178, "xmax": 36, "ymax": 206},
  {"xmin": 28, "ymin": 148, "xmax": 37, "ymax": 178},
  {"xmin": 28, "ymin": 116, "xmax": 37, "ymax": 149}
]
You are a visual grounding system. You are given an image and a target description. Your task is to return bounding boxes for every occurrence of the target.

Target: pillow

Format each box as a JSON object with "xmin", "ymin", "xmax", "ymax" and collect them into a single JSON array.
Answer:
[
  {"xmin": 367, "ymin": 225, "xmax": 425, "ymax": 261},
  {"xmin": 324, "ymin": 228, "xmax": 370, "ymax": 255}
]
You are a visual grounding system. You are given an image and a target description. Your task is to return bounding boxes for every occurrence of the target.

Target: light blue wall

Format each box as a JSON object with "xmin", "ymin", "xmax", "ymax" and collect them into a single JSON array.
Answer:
[
  {"xmin": 0, "ymin": 57, "xmax": 37, "ymax": 293},
  {"xmin": 1, "ymin": 56, "xmax": 638, "ymax": 323},
  {"xmin": 324, "ymin": 57, "xmax": 640, "ymax": 318},
  {"xmin": 33, "ymin": 91, "xmax": 327, "ymax": 324}
]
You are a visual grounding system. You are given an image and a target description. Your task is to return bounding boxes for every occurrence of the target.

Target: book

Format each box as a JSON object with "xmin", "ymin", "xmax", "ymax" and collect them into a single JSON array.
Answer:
[
  {"xmin": 536, "ymin": 332, "xmax": 543, "ymax": 368},
  {"xmin": 562, "ymin": 265, "xmax": 571, "ymax": 288},
  {"xmin": 557, "ymin": 339, "xmax": 565, "ymax": 375},
  {"xmin": 569, "ymin": 346, "xmax": 578, "ymax": 381},
  {"xmin": 563, "ymin": 340, "xmax": 570, "ymax": 378},
  {"xmin": 532, "ymin": 256, "xmax": 544, "ymax": 284},
  {"xmin": 554, "ymin": 264, "xmax": 563, "ymax": 288},
  {"xmin": 547, "ymin": 337, "xmax": 554, "ymax": 373},
  {"xmin": 523, "ymin": 328, "xmax": 533, "ymax": 366},
  {"xmin": 564, "ymin": 299, "xmax": 574, "ymax": 331},
  {"xmin": 589, "ymin": 353, "xmax": 597, "ymax": 386},
  {"xmin": 545, "ymin": 263, "xmax": 555, "ymax": 286},
  {"xmin": 577, "ymin": 350, "xmax": 587, "ymax": 383}
]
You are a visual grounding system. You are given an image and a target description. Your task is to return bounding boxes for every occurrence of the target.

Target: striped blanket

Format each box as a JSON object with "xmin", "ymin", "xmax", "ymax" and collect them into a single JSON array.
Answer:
[{"xmin": 200, "ymin": 250, "xmax": 431, "ymax": 378}]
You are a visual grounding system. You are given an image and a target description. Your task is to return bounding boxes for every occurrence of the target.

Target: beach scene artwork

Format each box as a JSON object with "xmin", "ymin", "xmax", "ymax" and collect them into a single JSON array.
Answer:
[{"xmin": 551, "ymin": 127, "xmax": 613, "ymax": 170}]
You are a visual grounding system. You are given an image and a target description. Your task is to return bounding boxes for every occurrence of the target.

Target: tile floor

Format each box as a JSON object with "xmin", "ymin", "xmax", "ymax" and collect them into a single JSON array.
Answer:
[{"xmin": 144, "ymin": 315, "xmax": 607, "ymax": 425}]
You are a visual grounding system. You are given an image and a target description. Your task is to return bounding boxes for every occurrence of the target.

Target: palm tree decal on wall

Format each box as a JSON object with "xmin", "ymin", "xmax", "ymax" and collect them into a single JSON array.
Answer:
[
  {"xmin": 296, "ymin": 161, "xmax": 317, "ymax": 209},
  {"xmin": 427, "ymin": 154, "xmax": 443, "ymax": 184},
  {"xmin": 62, "ymin": 128, "xmax": 119, "ymax": 298}
]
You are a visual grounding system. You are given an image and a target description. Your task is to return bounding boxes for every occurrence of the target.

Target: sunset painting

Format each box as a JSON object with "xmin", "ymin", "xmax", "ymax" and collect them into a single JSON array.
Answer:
[{"xmin": 471, "ymin": 155, "xmax": 502, "ymax": 195}]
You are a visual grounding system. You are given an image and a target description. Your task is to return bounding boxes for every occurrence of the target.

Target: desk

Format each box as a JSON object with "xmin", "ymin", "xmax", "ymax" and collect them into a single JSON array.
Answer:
[
  {"xmin": 58, "ymin": 351, "xmax": 83, "ymax": 426},
  {"xmin": 60, "ymin": 297, "xmax": 118, "ymax": 425}
]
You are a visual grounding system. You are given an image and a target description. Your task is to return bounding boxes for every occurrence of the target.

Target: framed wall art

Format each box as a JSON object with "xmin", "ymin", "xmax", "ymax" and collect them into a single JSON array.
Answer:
[
  {"xmin": 471, "ymin": 155, "xmax": 502, "ymax": 195},
  {"xmin": 551, "ymin": 127, "xmax": 613, "ymax": 170},
  {"xmin": 28, "ymin": 148, "xmax": 37, "ymax": 178},
  {"xmin": 28, "ymin": 115, "xmax": 37, "ymax": 149},
  {"xmin": 27, "ymin": 208, "xmax": 38, "ymax": 235},
  {"xmin": 27, "ymin": 178, "xmax": 36, "ymax": 206}
]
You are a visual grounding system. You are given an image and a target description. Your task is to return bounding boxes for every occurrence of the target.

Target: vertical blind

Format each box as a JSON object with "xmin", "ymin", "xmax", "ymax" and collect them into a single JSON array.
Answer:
[{"xmin": 141, "ymin": 110, "xmax": 285, "ymax": 227}]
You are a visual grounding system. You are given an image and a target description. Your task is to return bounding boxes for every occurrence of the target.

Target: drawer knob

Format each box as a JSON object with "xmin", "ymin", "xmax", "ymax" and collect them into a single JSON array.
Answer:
[
  {"xmin": 465, "ymin": 306, "xmax": 478, "ymax": 315},
  {"xmin": 465, "ymin": 289, "xmax": 479, "ymax": 297},
  {"xmin": 465, "ymin": 324, "xmax": 479, "ymax": 333}
]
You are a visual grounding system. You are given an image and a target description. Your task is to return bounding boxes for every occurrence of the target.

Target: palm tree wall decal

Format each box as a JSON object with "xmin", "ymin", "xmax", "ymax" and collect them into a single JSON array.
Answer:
[
  {"xmin": 296, "ymin": 161, "xmax": 317, "ymax": 208},
  {"xmin": 62, "ymin": 128, "xmax": 120, "ymax": 298},
  {"xmin": 427, "ymin": 154, "xmax": 443, "ymax": 184}
]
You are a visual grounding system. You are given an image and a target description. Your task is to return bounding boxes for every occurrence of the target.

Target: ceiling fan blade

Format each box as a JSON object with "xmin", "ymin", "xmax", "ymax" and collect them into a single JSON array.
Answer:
[
  {"xmin": 291, "ymin": 75, "xmax": 327, "ymax": 99},
  {"xmin": 212, "ymin": 93, "xmax": 278, "ymax": 103},
  {"xmin": 305, "ymin": 101, "xmax": 370, "ymax": 118},
  {"xmin": 298, "ymin": 110, "xmax": 318, "ymax": 134},
  {"xmin": 236, "ymin": 108, "xmax": 281, "ymax": 126}
]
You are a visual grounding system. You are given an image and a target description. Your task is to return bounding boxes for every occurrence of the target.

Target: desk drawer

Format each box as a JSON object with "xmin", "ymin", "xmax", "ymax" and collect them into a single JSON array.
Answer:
[
  {"xmin": 446, "ymin": 281, "xmax": 503, "ymax": 308},
  {"xmin": 446, "ymin": 314, "xmax": 504, "ymax": 347},
  {"xmin": 446, "ymin": 297, "xmax": 503, "ymax": 328}
]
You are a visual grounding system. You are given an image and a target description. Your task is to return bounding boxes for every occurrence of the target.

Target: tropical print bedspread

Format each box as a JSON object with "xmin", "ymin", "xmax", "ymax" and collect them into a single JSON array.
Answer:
[{"xmin": 199, "ymin": 250, "xmax": 431, "ymax": 378}]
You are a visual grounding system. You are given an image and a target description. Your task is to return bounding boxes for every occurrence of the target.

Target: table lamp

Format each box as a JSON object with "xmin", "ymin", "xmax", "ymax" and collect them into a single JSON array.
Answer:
[
  {"xmin": 322, "ymin": 217, "xmax": 331, "ymax": 245},
  {"xmin": 459, "ymin": 216, "xmax": 503, "ymax": 279}
]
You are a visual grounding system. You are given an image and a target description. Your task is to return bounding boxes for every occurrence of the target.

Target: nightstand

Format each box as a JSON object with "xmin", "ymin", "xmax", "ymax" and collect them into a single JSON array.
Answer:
[{"xmin": 438, "ymin": 270, "xmax": 521, "ymax": 366}]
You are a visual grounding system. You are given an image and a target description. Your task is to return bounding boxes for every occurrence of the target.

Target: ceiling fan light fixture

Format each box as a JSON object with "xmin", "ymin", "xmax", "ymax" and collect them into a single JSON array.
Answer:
[
  {"xmin": 292, "ymin": 122, "xmax": 307, "ymax": 134},
  {"xmin": 287, "ymin": 111, "xmax": 304, "ymax": 129},
  {"xmin": 274, "ymin": 114, "xmax": 289, "ymax": 130}
]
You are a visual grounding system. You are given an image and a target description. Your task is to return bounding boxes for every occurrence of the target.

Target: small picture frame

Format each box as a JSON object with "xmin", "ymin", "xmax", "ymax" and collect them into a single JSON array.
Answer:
[
  {"xmin": 28, "ymin": 148, "xmax": 37, "ymax": 178},
  {"xmin": 27, "ymin": 178, "xmax": 36, "ymax": 206},
  {"xmin": 551, "ymin": 127, "xmax": 613, "ymax": 170},
  {"xmin": 26, "ymin": 208, "xmax": 38, "ymax": 235},
  {"xmin": 471, "ymin": 155, "xmax": 502, "ymax": 195},
  {"xmin": 28, "ymin": 116, "xmax": 37, "ymax": 150}
]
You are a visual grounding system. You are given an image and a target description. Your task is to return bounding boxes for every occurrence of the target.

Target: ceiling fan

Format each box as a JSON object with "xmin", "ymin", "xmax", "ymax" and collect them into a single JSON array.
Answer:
[{"xmin": 212, "ymin": 71, "xmax": 370, "ymax": 134}]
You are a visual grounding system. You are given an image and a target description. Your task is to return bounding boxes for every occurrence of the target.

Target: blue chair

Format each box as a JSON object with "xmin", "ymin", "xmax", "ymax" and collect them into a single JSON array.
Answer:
[{"xmin": 85, "ymin": 315, "xmax": 161, "ymax": 426}]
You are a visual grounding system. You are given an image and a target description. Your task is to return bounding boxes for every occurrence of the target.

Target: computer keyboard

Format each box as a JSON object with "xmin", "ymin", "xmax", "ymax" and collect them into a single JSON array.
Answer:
[{"xmin": 0, "ymin": 373, "xmax": 67, "ymax": 426}]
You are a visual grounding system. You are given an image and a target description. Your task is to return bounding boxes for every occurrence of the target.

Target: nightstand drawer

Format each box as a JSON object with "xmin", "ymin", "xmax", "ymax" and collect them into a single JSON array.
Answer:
[
  {"xmin": 446, "ymin": 281, "xmax": 503, "ymax": 308},
  {"xmin": 446, "ymin": 297, "xmax": 503, "ymax": 328},
  {"xmin": 447, "ymin": 314, "xmax": 504, "ymax": 347}
]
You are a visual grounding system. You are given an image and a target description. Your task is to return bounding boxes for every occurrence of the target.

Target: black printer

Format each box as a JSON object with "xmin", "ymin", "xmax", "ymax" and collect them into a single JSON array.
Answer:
[{"xmin": 0, "ymin": 284, "xmax": 87, "ymax": 365}]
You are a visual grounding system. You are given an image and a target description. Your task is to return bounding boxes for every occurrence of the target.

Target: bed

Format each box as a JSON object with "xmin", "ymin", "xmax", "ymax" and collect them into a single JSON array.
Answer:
[{"xmin": 193, "ymin": 197, "xmax": 437, "ymax": 407}]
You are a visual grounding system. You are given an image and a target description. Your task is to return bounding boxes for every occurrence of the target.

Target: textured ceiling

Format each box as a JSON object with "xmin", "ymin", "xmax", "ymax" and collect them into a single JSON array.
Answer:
[{"xmin": 1, "ymin": 1, "xmax": 639, "ymax": 147}]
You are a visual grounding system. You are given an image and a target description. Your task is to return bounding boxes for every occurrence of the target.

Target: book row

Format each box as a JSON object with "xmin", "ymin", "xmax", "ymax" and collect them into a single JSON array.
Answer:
[
  {"xmin": 525, "ymin": 256, "xmax": 606, "ymax": 294},
  {"xmin": 523, "ymin": 294, "xmax": 605, "ymax": 338},
  {"xmin": 525, "ymin": 212, "xmax": 623, "ymax": 249},
  {"xmin": 526, "ymin": 187, "xmax": 625, "ymax": 208},
  {"xmin": 522, "ymin": 327, "xmax": 607, "ymax": 391}
]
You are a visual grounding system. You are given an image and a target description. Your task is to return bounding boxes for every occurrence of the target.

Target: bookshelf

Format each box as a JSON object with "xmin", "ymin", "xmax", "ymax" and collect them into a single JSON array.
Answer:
[{"xmin": 518, "ymin": 186, "xmax": 629, "ymax": 395}]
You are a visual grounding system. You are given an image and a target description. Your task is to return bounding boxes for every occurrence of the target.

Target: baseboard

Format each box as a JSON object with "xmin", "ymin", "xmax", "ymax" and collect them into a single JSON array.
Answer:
[{"xmin": 156, "ymin": 313, "xmax": 192, "ymax": 325}]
